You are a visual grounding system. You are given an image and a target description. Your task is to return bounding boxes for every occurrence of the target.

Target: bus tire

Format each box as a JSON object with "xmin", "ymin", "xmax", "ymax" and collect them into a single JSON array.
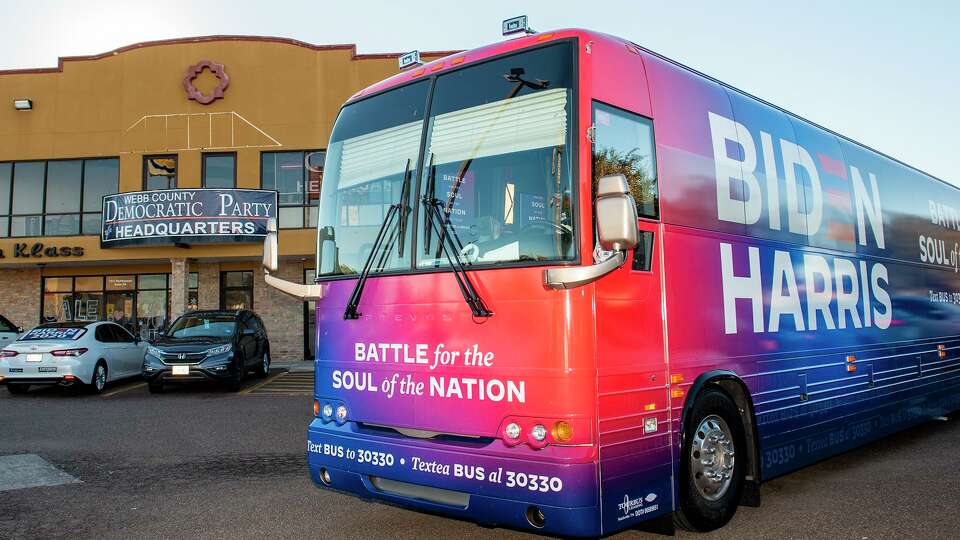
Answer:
[{"xmin": 674, "ymin": 387, "xmax": 746, "ymax": 531}]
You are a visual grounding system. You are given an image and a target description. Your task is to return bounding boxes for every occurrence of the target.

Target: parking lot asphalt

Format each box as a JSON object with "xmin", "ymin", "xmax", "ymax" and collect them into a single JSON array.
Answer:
[{"xmin": 1, "ymin": 375, "xmax": 959, "ymax": 540}]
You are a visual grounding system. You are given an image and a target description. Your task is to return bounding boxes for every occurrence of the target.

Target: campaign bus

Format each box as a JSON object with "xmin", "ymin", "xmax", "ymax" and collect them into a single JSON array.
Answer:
[{"xmin": 261, "ymin": 23, "xmax": 960, "ymax": 536}]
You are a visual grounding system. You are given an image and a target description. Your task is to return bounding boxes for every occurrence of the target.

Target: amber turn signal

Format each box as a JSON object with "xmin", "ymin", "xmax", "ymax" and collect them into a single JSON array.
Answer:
[
  {"xmin": 552, "ymin": 421, "xmax": 573, "ymax": 443},
  {"xmin": 313, "ymin": 400, "xmax": 320, "ymax": 417}
]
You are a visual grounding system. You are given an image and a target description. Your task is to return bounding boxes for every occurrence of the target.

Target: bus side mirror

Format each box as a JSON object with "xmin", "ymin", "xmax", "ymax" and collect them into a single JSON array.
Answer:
[
  {"xmin": 543, "ymin": 174, "xmax": 638, "ymax": 290},
  {"xmin": 596, "ymin": 174, "xmax": 639, "ymax": 252},
  {"xmin": 261, "ymin": 217, "xmax": 325, "ymax": 300},
  {"xmin": 263, "ymin": 218, "xmax": 279, "ymax": 273},
  {"xmin": 318, "ymin": 226, "xmax": 338, "ymax": 275}
]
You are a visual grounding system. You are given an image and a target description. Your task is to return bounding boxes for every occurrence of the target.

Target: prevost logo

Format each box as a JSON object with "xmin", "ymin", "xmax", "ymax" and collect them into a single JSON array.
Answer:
[{"xmin": 0, "ymin": 242, "xmax": 84, "ymax": 259}]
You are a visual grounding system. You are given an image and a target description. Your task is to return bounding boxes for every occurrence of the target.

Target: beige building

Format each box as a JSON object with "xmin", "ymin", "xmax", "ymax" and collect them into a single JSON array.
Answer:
[{"xmin": 0, "ymin": 36, "xmax": 454, "ymax": 359}]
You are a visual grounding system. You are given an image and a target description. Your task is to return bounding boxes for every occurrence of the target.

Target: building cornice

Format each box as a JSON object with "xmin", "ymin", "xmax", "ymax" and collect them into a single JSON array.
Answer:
[{"xmin": 0, "ymin": 35, "xmax": 461, "ymax": 75}]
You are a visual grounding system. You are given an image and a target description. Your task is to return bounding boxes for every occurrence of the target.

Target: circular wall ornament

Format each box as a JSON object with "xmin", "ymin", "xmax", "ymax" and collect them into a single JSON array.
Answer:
[{"xmin": 183, "ymin": 60, "xmax": 230, "ymax": 105}]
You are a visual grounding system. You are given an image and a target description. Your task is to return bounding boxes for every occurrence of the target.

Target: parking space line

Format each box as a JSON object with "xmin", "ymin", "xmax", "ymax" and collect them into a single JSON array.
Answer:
[
  {"xmin": 102, "ymin": 382, "xmax": 146, "ymax": 397},
  {"xmin": 241, "ymin": 372, "xmax": 286, "ymax": 394}
]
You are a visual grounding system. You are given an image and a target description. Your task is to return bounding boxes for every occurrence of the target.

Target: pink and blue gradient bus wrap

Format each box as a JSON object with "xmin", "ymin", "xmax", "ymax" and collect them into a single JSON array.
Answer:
[{"xmin": 304, "ymin": 29, "xmax": 960, "ymax": 537}]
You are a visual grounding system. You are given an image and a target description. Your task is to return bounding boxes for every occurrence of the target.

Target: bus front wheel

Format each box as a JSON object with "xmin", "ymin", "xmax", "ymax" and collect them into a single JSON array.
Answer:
[{"xmin": 674, "ymin": 387, "xmax": 746, "ymax": 531}]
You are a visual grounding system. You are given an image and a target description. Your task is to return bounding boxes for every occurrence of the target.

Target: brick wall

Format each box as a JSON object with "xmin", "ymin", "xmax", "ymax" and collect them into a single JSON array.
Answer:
[
  {"xmin": 197, "ymin": 263, "xmax": 220, "ymax": 310},
  {"xmin": 196, "ymin": 261, "xmax": 307, "ymax": 361},
  {"xmin": 0, "ymin": 268, "xmax": 41, "ymax": 329},
  {"xmin": 253, "ymin": 262, "xmax": 306, "ymax": 361},
  {"xmin": 169, "ymin": 258, "xmax": 189, "ymax": 321}
]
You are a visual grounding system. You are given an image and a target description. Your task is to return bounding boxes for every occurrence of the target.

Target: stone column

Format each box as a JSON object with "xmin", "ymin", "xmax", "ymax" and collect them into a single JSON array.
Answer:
[
  {"xmin": 198, "ymin": 262, "xmax": 221, "ymax": 310},
  {"xmin": 169, "ymin": 258, "xmax": 189, "ymax": 321}
]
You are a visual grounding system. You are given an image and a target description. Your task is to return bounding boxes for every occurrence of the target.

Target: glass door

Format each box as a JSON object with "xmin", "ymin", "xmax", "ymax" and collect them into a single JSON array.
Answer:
[
  {"xmin": 136, "ymin": 289, "xmax": 167, "ymax": 341},
  {"xmin": 104, "ymin": 292, "xmax": 136, "ymax": 335}
]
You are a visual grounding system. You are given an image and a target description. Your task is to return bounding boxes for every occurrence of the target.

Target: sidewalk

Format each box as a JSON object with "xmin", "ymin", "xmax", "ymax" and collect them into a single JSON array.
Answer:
[{"xmin": 271, "ymin": 360, "xmax": 313, "ymax": 373}]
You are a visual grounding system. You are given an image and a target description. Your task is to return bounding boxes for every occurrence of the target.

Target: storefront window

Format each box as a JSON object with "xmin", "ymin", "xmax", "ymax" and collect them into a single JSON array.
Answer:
[
  {"xmin": 261, "ymin": 150, "xmax": 324, "ymax": 228},
  {"xmin": 203, "ymin": 153, "xmax": 236, "ymax": 188},
  {"xmin": 11, "ymin": 161, "xmax": 44, "ymax": 237},
  {"xmin": 134, "ymin": 274, "xmax": 167, "ymax": 340},
  {"xmin": 74, "ymin": 276, "xmax": 104, "ymax": 322},
  {"xmin": 105, "ymin": 291, "xmax": 135, "ymax": 333},
  {"xmin": 75, "ymin": 276, "xmax": 103, "ymax": 291},
  {"xmin": 44, "ymin": 161, "xmax": 82, "ymax": 235},
  {"xmin": 220, "ymin": 271, "xmax": 253, "ymax": 310},
  {"xmin": 0, "ymin": 163, "xmax": 9, "ymax": 237},
  {"xmin": 40, "ymin": 273, "xmax": 182, "ymax": 339},
  {"xmin": 143, "ymin": 155, "xmax": 177, "ymax": 190},
  {"xmin": 188, "ymin": 272, "xmax": 199, "ymax": 311},
  {"xmin": 83, "ymin": 159, "xmax": 119, "ymax": 234},
  {"xmin": 106, "ymin": 275, "xmax": 135, "ymax": 290},
  {"xmin": 1, "ymin": 158, "xmax": 118, "ymax": 238}
]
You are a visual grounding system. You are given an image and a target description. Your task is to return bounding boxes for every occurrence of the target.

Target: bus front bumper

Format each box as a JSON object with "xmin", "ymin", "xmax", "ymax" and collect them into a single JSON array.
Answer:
[{"xmin": 307, "ymin": 419, "xmax": 601, "ymax": 537}]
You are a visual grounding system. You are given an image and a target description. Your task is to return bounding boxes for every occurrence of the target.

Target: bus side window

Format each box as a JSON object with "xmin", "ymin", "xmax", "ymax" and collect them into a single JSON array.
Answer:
[
  {"xmin": 631, "ymin": 230, "xmax": 655, "ymax": 271},
  {"xmin": 592, "ymin": 101, "xmax": 659, "ymax": 220}
]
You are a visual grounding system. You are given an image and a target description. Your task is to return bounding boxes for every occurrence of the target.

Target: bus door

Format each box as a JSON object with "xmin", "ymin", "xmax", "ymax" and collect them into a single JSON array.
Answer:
[{"xmin": 591, "ymin": 100, "xmax": 673, "ymax": 529}]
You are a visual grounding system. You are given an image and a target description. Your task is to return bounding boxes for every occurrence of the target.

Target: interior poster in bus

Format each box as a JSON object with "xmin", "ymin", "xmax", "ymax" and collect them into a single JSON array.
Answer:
[{"xmin": 438, "ymin": 171, "xmax": 475, "ymax": 232}]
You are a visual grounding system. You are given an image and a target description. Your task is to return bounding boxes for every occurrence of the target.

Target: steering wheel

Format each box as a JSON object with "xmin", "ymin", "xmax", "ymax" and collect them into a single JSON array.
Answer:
[{"xmin": 459, "ymin": 243, "xmax": 481, "ymax": 263}]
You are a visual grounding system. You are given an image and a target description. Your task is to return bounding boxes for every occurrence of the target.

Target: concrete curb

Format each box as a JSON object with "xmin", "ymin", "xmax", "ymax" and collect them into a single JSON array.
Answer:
[{"xmin": 271, "ymin": 361, "xmax": 313, "ymax": 373}]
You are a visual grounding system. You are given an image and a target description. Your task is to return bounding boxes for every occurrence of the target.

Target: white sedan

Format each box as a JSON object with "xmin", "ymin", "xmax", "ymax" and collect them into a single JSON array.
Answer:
[{"xmin": 0, "ymin": 321, "xmax": 145, "ymax": 394}]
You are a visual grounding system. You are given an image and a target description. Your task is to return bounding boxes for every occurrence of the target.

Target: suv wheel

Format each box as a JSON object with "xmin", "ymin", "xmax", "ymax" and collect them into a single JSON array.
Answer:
[{"xmin": 256, "ymin": 350, "xmax": 270, "ymax": 378}]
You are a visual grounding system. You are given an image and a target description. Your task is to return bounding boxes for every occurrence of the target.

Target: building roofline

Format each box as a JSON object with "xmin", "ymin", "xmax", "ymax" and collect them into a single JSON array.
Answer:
[{"xmin": 0, "ymin": 34, "xmax": 462, "ymax": 76}]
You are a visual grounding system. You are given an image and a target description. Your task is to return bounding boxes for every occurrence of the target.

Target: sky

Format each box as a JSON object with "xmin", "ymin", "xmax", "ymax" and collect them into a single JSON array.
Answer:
[{"xmin": 2, "ymin": 0, "xmax": 958, "ymax": 184}]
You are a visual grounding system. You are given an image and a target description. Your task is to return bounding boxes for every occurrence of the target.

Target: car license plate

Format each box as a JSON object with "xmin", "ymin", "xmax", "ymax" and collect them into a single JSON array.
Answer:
[
  {"xmin": 26, "ymin": 353, "xmax": 43, "ymax": 362},
  {"xmin": 38, "ymin": 367, "xmax": 56, "ymax": 373},
  {"xmin": 172, "ymin": 365, "xmax": 189, "ymax": 375}
]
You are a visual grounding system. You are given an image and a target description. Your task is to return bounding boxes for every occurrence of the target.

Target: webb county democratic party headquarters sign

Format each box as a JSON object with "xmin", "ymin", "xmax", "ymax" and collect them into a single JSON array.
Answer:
[{"xmin": 101, "ymin": 189, "xmax": 278, "ymax": 247}]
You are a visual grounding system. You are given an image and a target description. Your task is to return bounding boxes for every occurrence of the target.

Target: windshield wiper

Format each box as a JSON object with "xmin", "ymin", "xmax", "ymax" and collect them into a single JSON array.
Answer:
[
  {"xmin": 344, "ymin": 160, "xmax": 411, "ymax": 320},
  {"xmin": 421, "ymin": 163, "xmax": 493, "ymax": 318}
]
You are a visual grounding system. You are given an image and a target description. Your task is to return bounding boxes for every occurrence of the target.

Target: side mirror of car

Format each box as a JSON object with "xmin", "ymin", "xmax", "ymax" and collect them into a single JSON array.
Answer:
[{"xmin": 16, "ymin": 326, "xmax": 23, "ymax": 333}]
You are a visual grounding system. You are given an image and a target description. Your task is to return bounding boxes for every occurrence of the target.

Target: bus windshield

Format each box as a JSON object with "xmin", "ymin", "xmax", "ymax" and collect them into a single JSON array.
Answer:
[{"xmin": 316, "ymin": 41, "xmax": 576, "ymax": 278}]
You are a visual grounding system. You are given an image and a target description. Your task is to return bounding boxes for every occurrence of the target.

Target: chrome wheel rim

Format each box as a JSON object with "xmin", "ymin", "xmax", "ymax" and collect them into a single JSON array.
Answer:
[
  {"xmin": 94, "ymin": 365, "xmax": 106, "ymax": 390},
  {"xmin": 690, "ymin": 414, "xmax": 735, "ymax": 501},
  {"xmin": 263, "ymin": 352, "xmax": 270, "ymax": 373}
]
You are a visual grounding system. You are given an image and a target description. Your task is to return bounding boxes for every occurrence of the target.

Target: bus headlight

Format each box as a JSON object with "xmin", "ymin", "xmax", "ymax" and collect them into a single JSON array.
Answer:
[
  {"xmin": 335, "ymin": 404, "xmax": 348, "ymax": 424},
  {"xmin": 322, "ymin": 403, "xmax": 334, "ymax": 419},
  {"xmin": 530, "ymin": 424, "xmax": 547, "ymax": 442},
  {"xmin": 504, "ymin": 422, "xmax": 521, "ymax": 440}
]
